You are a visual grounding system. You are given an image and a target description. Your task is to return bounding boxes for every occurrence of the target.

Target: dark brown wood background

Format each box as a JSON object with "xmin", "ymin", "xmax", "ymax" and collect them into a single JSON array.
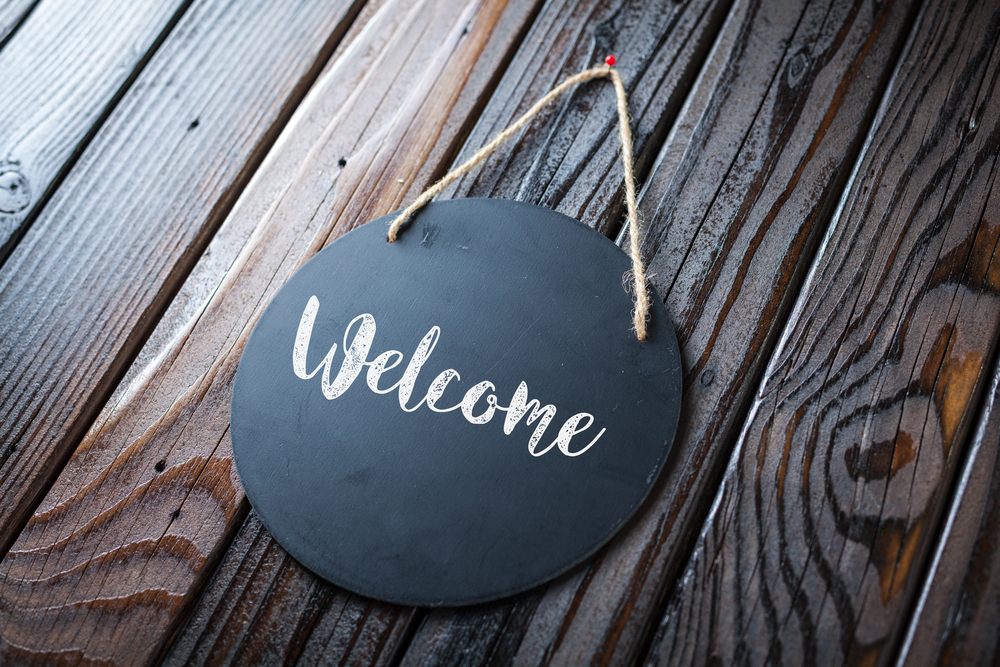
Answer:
[{"xmin": 0, "ymin": 0, "xmax": 996, "ymax": 664}]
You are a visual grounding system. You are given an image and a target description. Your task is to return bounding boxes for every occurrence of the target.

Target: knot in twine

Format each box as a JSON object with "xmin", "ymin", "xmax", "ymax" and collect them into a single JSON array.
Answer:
[{"xmin": 386, "ymin": 64, "xmax": 651, "ymax": 341}]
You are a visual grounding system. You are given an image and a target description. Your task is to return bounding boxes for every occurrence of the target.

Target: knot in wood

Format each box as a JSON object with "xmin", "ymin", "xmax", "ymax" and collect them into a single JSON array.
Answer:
[
  {"xmin": 0, "ymin": 170, "xmax": 30, "ymax": 213},
  {"xmin": 787, "ymin": 53, "xmax": 809, "ymax": 85}
]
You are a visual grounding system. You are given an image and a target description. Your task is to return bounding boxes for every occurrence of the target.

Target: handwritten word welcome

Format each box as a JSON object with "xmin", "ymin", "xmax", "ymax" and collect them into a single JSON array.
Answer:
[{"xmin": 292, "ymin": 296, "xmax": 605, "ymax": 456}]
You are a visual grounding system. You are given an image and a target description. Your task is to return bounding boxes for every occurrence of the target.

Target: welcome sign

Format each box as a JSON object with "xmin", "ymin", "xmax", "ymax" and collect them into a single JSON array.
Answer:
[
  {"xmin": 231, "ymin": 199, "xmax": 682, "ymax": 606},
  {"xmin": 292, "ymin": 300, "xmax": 607, "ymax": 457}
]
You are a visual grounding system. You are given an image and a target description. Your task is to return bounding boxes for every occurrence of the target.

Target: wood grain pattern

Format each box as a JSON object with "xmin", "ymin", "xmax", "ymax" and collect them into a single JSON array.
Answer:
[
  {"xmin": 161, "ymin": 0, "xmax": 544, "ymax": 661},
  {"xmin": 167, "ymin": 0, "xmax": 731, "ymax": 662},
  {"xmin": 401, "ymin": 0, "xmax": 920, "ymax": 664},
  {"xmin": 0, "ymin": 0, "xmax": 992, "ymax": 663},
  {"xmin": 0, "ymin": 0, "xmax": 544, "ymax": 663},
  {"xmin": 0, "ymin": 0, "xmax": 35, "ymax": 46},
  {"xmin": 0, "ymin": 0, "xmax": 369, "ymax": 660},
  {"xmin": 442, "ymin": 0, "xmax": 731, "ymax": 237},
  {"xmin": 647, "ymin": 0, "xmax": 1000, "ymax": 664},
  {"xmin": 0, "ymin": 0, "xmax": 363, "ymax": 556},
  {"xmin": 896, "ymin": 338, "xmax": 1000, "ymax": 666},
  {"xmin": 165, "ymin": 512, "xmax": 416, "ymax": 667},
  {"xmin": 98, "ymin": 0, "xmax": 394, "ymax": 418},
  {"xmin": 395, "ymin": 0, "xmax": 732, "ymax": 660},
  {"xmin": 0, "ymin": 0, "xmax": 191, "ymax": 262}
]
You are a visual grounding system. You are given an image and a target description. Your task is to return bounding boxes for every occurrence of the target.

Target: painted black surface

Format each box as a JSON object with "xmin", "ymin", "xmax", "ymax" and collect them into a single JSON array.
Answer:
[{"xmin": 231, "ymin": 199, "xmax": 682, "ymax": 606}]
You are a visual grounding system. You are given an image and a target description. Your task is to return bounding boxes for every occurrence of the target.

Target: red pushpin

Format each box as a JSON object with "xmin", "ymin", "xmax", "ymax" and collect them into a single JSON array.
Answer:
[{"xmin": 605, "ymin": 55, "xmax": 616, "ymax": 66}]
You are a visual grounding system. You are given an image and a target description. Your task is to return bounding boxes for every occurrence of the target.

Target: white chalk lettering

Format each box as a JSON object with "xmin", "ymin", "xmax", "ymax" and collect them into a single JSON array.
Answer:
[
  {"xmin": 398, "ymin": 326, "xmax": 440, "ymax": 412},
  {"xmin": 325, "ymin": 314, "xmax": 376, "ymax": 399},
  {"xmin": 554, "ymin": 413, "xmax": 605, "ymax": 457},
  {"xmin": 291, "ymin": 297, "xmax": 605, "ymax": 456},
  {"xmin": 367, "ymin": 350, "xmax": 404, "ymax": 394},
  {"xmin": 426, "ymin": 369, "xmax": 463, "ymax": 412},
  {"xmin": 461, "ymin": 381, "xmax": 497, "ymax": 424},
  {"xmin": 293, "ymin": 296, "xmax": 332, "ymax": 380},
  {"xmin": 501, "ymin": 381, "xmax": 558, "ymax": 456}
]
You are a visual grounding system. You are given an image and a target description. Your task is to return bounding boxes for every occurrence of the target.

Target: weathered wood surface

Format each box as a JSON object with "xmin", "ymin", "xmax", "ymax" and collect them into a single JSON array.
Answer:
[
  {"xmin": 169, "ymin": 0, "xmax": 733, "ymax": 663},
  {"xmin": 0, "ymin": 0, "xmax": 544, "ymax": 663},
  {"xmin": 99, "ymin": 0, "xmax": 393, "ymax": 416},
  {"xmin": 0, "ymin": 0, "xmax": 368, "ymax": 659},
  {"xmin": 647, "ymin": 0, "xmax": 1000, "ymax": 664},
  {"xmin": 442, "ymin": 0, "xmax": 731, "ymax": 236},
  {"xmin": 897, "ymin": 343, "xmax": 1000, "ymax": 666},
  {"xmin": 0, "ymin": 0, "xmax": 190, "ymax": 261},
  {"xmin": 0, "ymin": 0, "xmax": 362, "ymax": 555},
  {"xmin": 0, "ymin": 0, "xmax": 994, "ymax": 663},
  {"xmin": 166, "ymin": 513, "xmax": 417, "ymax": 667},
  {"xmin": 160, "ymin": 0, "xmax": 544, "ymax": 661},
  {"xmin": 401, "ymin": 0, "xmax": 920, "ymax": 664},
  {"xmin": 0, "ymin": 0, "xmax": 34, "ymax": 46}
]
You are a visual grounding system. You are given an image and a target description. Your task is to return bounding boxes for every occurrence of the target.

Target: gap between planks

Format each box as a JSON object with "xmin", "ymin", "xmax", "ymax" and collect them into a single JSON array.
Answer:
[
  {"xmin": 644, "ymin": 0, "xmax": 1000, "ymax": 664},
  {"xmin": 0, "ymin": 0, "xmax": 549, "ymax": 663},
  {"xmin": 0, "ymin": 0, "xmax": 196, "ymax": 265},
  {"xmin": 0, "ymin": 0, "xmax": 36, "ymax": 48}
]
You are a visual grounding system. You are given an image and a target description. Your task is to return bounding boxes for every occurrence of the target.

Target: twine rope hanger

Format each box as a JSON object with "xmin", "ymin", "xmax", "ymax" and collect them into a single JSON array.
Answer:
[{"xmin": 386, "ymin": 60, "xmax": 651, "ymax": 342}]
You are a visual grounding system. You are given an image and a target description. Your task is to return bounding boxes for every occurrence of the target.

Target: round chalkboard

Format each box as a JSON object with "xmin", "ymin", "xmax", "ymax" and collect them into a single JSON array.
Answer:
[{"xmin": 231, "ymin": 199, "xmax": 681, "ymax": 606}]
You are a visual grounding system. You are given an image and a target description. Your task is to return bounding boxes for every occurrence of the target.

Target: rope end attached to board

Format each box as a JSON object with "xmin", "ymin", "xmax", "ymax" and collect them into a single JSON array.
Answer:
[
  {"xmin": 387, "ymin": 206, "xmax": 416, "ymax": 242},
  {"xmin": 385, "ymin": 56, "xmax": 654, "ymax": 341}
]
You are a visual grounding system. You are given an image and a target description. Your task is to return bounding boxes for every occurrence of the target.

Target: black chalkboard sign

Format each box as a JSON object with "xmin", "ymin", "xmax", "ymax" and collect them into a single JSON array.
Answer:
[{"xmin": 231, "ymin": 199, "xmax": 682, "ymax": 606}]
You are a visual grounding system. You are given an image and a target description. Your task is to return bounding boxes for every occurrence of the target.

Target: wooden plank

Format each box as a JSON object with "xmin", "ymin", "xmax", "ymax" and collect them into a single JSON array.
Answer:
[
  {"xmin": 0, "ymin": 0, "xmax": 364, "ymax": 552},
  {"xmin": 441, "ymin": 0, "xmax": 732, "ymax": 236},
  {"xmin": 159, "ymin": 0, "xmax": 544, "ymax": 660},
  {"xmin": 164, "ymin": 0, "xmax": 733, "ymax": 662},
  {"xmin": 165, "ymin": 513, "xmax": 416, "ymax": 667},
  {"xmin": 401, "ymin": 0, "xmax": 921, "ymax": 664},
  {"xmin": 0, "ymin": 0, "xmax": 192, "ymax": 262},
  {"xmin": 896, "ymin": 343, "xmax": 1000, "ymax": 666},
  {"xmin": 0, "ymin": 0, "xmax": 35, "ymax": 46},
  {"xmin": 97, "ymin": 0, "xmax": 392, "ymax": 416},
  {"xmin": 0, "ymin": 0, "xmax": 544, "ymax": 663},
  {"xmin": 0, "ymin": 0, "xmax": 368, "ymax": 657},
  {"xmin": 646, "ymin": 0, "xmax": 1000, "ymax": 664}
]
